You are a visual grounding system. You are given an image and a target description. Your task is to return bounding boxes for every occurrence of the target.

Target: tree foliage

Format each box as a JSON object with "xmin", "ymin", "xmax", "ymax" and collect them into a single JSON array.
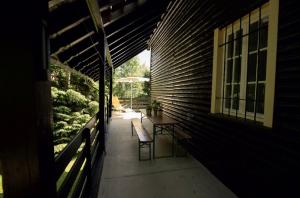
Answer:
[
  {"xmin": 50, "ymin": 63, "xmax": 98, "ymax": 156},
  {"xmin": 113, "ymin": 56, "xmax": 150, "ymax": 98}
]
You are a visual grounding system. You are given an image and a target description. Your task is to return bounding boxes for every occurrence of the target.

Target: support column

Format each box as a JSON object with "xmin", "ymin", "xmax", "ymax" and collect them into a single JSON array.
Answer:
[
  {"xmin": 109, "ymin": 68, "xmax": 113, "ymax": 118},
  {"xmin": 98, "ymin": 31, "xmax": 106, "ymax": 152},
  {"xmin": 1, "ymin": 0, "xmax": 56, "ymax": 197}
]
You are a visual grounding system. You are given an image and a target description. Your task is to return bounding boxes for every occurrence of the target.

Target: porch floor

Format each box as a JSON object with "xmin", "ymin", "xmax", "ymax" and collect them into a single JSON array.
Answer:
[{"xmin": 98, "ymin": 112, "xmax": 238, "ymax": 198}]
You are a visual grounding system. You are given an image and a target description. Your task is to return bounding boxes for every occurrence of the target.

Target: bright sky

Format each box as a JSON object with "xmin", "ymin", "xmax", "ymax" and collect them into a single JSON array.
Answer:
[{"xmin": 137, "ymin": 50, "xmax": 151, "ymax": 68}]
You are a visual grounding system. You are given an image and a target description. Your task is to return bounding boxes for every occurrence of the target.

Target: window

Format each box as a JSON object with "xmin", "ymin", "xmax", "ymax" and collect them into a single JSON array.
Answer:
[{"xmin": 211, "ymin": 0, "xmax": 279, "ymax": 127}]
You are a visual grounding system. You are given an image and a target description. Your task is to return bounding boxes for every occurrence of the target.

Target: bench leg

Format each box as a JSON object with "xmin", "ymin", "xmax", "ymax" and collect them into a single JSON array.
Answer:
[{"xmin": 139, "ymin": 140, "xmax": 141, "ymax": 161}]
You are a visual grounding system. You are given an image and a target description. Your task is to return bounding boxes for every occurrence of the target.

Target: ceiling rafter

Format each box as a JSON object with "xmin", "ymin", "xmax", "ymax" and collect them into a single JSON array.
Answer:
[
  {"xmin": 109, "ymin": 27, "xmax": 153, "ymax": 51},
  {"xmin": 112, "ymin": 44, "xmax": 147, "ymax": 65},
  {"xmin": 64, "ymin": 41, "xmax": 99, "ymax": 64},
  {"xmin": 112, "ymin": 42, "xmax": 147, "ymax": 61},
  {"xmin": 72, "ymin": 52, "xmax": 98, "ymax": 68},
  {"xmin": 52, "ymin": 31, "xmax": 95, "ymax": 56}
]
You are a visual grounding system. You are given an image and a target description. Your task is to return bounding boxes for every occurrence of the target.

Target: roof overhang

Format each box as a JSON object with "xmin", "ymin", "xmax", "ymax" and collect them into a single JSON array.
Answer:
[{"xmin": 49, "ymin": 0, "xmax": 171, "ymax": 80}]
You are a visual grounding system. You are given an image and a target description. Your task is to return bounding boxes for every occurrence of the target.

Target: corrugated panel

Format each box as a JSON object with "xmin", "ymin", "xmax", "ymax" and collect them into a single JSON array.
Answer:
[{"xmin": 150, "ymin": 0, "xmax": 300, "ymax": 197}]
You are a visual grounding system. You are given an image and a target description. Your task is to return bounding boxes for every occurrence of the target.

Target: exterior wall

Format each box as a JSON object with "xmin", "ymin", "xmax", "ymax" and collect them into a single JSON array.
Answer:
[{"xmin": 150, "ymin": 0, "xmax": 300, "ymax": 197}]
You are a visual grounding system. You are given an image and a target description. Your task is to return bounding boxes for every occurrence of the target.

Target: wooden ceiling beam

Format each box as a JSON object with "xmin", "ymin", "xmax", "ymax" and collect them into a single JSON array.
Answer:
[
  {"xmin": 52, "ymin": 31, "xmax": 95, "ymax": 56},
  {"xmin": 111, "ymin": 38, "xmax": 148, "ymax": 57},
  {"xmin": 63, "ymin": 41, "xmax": 99, "ymax": 64},
  {"xmin": 78, "ymin": 58, "xmax": 99, "ymax": 72},
  {"xmin": 72, "ymin": 52, "xmax": 98, "ymax": 69},
  {"xmin": 112, "ymin": 44, "xmax": 147, "ymax": 65},
  {"xmin": 86, "ymin": 0, "xmax": 113, "ymax": 68},
  {"xmin": 109, "ymin": 27, "xmax": 153, "ymax": 51},
  {"xmin": 113, "ymin": 47, "xmax": 146, "ymax": 68},
  {"xmin": 50, "ymin": 16, "xmax": 90, "ymax": 39},
  {"xmin": 112, "ymin": 42, "xmax": 147, "ymax": 61},
  {"xmin": 107, "ymin": 17, "xmax": 157, "ymax": 47}
]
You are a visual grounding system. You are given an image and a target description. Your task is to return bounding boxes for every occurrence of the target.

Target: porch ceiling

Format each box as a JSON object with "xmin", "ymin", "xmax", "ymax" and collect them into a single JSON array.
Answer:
[{"xmin": 49, "ymin": 0, "xmax": 170, "ymax": 81}]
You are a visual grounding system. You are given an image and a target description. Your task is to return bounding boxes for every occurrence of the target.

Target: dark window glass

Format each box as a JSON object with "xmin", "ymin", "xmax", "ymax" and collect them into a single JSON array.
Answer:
[
  {"xmin": 234, "ymin": 58, "xmax": 241, "ymax": 83},
  {"xmin": 249, "ymin": 22, "xmax": 259, "ymax": 51},
  {"xmin": 258, "ymin": 50, "xmax": 267, "ymax": 81},
  {"xmin": 226, "ymin": 60, "xmax": 233, "ymax": 83},
  {"xmin": 235, "ymin": 30, "xmax": 243, "ymax": 56},
  {"xmin": 227, "ymin": 34, "xmax": 234, "ymax": 58},
  {"xmin": 260, "ymin": 17, "xmax": 269, "ymax": 49},
  {"xmin": 232, "ymin": 84, "xmax": 240, "ymax": 110},
  {"xmin": 247, "ymin": 53, "xmax": 257, "ymax": 82},
  {"xmin": 225, "ymin": 85, "xmax": 232, "ymax": 108},
  {"xmin": 256, "ymin": 83, "xmax": 265, "ymax": 114},
  {"xmin": 246, "ymin": 84, "xmax": 255, "ymax": 112}
]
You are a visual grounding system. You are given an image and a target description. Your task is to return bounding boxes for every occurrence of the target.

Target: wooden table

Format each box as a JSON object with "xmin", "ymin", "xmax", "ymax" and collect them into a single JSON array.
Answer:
[{"xmin": 140, "ymin": 109, "xmax": 178, "ymax": 158}]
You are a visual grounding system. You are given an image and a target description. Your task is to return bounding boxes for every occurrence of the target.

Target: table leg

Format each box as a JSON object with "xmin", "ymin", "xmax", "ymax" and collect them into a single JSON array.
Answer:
[{"xmin": 153, "ymin": 124, "xmax": 156, "ymax": 159}]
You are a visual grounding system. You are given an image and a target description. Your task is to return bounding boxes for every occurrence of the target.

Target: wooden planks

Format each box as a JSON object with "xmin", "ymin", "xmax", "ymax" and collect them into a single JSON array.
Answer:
[{"xmin": 131, "ymin": 119, "xmax": 152, "ymax": 142}]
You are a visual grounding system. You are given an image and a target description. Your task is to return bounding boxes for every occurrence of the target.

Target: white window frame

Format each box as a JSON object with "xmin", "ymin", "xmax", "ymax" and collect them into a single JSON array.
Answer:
[{"xmin": 210, "ymin": 0, "xmax": 279, "ymax": 128}]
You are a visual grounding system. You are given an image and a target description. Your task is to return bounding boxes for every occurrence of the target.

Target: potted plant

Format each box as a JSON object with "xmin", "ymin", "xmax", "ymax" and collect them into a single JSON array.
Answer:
[
  {"xmin": 152, "ymin": 100, "xmax": 160, "ymax": 116},
  {"xmin": 146, "ymin": 105, "xmax": 152, "ymax": 116}
]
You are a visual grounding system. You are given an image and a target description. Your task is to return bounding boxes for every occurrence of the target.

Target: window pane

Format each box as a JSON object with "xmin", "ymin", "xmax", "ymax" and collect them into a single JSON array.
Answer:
[
  {"xmin": 226, "ymin": 60, "xmax": 233, "ymax": 83},
  {"xmin": 225, "ymin": 85, "xmax": 232, "ymax": 109},
  {"xmin": 256, "ymin": 83, "xmax": 265, "ymax": 114},
  {"xmin": 249, "ymin": 22, "xmax": 259, "ymax": 51},
  {"xmin": 246, "ymin": 84, "xmax": 255, "ymax": 113},
  {"xmin": 232, "ymin": 84, "xmax": 240, "ymax": 110},
  {"xmin": 235, "ymin": 30, "xmax": 243, "ymax": 56},
  {"xmin": 234, "ymin": 58, "xmax": 241, "ymax": 83},
  {"xmin": 258, "ymin": 50, "xmax": 267, "ymax": 81},
  {"xmin": 247, "ymin": 53, "xmax": 257, "ymax": 82},
  {"xmin": 260, "ymin": 17, "xmax": 269, "ymax": 49},
  {"xmin": 227, "ymin": 34, "xmax": 233, "ymax": 58}
]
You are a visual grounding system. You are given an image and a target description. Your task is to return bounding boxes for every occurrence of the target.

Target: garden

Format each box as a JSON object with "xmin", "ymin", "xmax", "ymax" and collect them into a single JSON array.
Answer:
[{"xmin": 51, "ymin": 64, "xmax": 101, "ymax": 157}]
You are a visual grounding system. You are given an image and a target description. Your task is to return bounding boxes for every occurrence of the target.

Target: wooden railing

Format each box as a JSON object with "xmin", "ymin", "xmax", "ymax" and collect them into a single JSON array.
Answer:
[
  {"xmin": 55, "ymin": 112, "xmax": 104, "ymax": 198},
  {"xmin": 118, "ymin": 97, "xmax": 150, "ymax": 110}
]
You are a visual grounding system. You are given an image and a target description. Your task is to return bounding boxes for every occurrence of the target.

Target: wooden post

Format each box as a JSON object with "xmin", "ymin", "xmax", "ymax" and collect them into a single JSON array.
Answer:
[
  {"xmin": 109, "ymin": 68, "xmax": 113, "ymax": 118},
  {"xmin": 0, "ymin": 0, "xmax": 56, "ymax": 197},
  {"xmin": 99, "ymin": 31, "xmax": 106, "ymax": 153}
]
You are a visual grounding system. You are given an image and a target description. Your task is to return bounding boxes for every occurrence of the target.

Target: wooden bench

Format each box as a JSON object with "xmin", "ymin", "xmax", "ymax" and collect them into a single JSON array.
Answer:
[
  {"xmin": 131, "ymin": 119, "xmax": 153, "ymax": 160},
  {"xmin": 174, "ymin": 125, "xmax": 192, "ymax": 156}
]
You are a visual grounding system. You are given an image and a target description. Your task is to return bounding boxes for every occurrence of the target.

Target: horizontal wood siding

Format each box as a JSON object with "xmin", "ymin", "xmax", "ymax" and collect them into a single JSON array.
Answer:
[{"xmin": 150, "ymin": 0, "xmax": 300, "ymax": 197}]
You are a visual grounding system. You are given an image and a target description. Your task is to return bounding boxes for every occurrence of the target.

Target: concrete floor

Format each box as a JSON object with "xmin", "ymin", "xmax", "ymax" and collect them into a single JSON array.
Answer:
[{"xmin": 98, "ymin": 112, "xmax": 238, "ymax": 198}]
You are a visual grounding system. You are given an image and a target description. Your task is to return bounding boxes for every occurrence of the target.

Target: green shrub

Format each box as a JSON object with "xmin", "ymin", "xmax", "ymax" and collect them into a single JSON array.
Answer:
[
  {"xmin": 51, "ymin": 87, "xmax": 59, "ymax": 98},
  {"xmin": 54, "ymin": 106, "xmax": 71, "ymax": 114},
  {"xmin": 71, "ymin": 124, "xmax": 82, "ymax": 133},
  {"xmin": 54, "ymin": 143, "xmax": 67, "ymax": 157},
  {"xmin": 86, "ymin": 101, "xmax": 99, "ymax": 116},
  {"xmin": 54, "ymin": 121, "xmax": 68, "ymax": 130},
  {"xmin": 54, "ymin": 137, "xmax": 71, "ymax": 145},
  {"xmin": 52, "ymin": 89, "xmax": 67, "ymax": 105},
  {"xmin": 77, "ymin": 114, "xmax": 91, "ymax": 124},
  {"xmin": 71, "ymin": 112, "xmax": 81, "ymax": 117},
  {"xmin": 66, "ymin": 89, "xmax": 88, "ymax": 109},
  {"xmin": 54, "ymin": 113, "xmax": 71, "ymax": 122}
]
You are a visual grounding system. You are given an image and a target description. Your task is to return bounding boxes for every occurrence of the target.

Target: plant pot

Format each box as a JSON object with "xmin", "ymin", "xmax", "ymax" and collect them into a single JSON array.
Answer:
[
  {"xmin": 146, "ymin": 109, "xmax": 152, "ymax": 115},
  {"xmin": 153, "ymin": 109, "xmax": 158, "ymax": 116}
]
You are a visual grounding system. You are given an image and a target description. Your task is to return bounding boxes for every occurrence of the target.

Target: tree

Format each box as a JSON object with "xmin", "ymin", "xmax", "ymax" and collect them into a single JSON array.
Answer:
[{"xmin": 113, "ymin": 57, "xmax": 150, "ymax": 98}]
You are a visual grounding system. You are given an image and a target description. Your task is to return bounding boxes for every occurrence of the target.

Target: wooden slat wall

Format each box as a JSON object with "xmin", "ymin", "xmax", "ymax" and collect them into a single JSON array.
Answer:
[{"xmin": 150, "ymin": 0, "xmax": 300, "ymax": 197}]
